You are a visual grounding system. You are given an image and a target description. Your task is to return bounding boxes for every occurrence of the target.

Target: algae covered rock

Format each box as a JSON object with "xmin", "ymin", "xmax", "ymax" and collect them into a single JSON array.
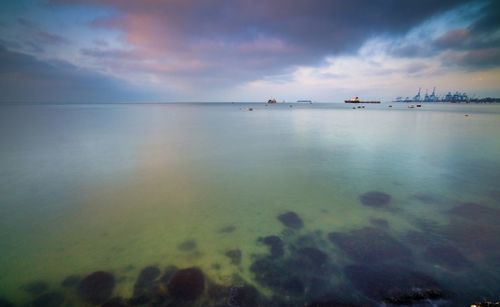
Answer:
[
  {"xmin": 78, "ymin": 271, "xmax": 115, "ymax": 305},
  {"xmin": 167, "ymin": 267, "xmax": 205, "ymax": 301}
]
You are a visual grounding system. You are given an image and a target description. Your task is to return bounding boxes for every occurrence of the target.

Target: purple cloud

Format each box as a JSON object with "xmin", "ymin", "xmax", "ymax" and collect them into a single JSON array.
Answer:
[{"xmin": 50, "ymin": 0, "xmax": 473, "ymax": 83}]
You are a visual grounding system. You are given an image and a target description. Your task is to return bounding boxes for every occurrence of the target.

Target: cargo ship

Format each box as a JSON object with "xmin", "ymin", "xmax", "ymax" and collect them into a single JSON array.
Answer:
[{"xmin": 344, "ymin": 96, "xmax": 380, "ymax": 103}]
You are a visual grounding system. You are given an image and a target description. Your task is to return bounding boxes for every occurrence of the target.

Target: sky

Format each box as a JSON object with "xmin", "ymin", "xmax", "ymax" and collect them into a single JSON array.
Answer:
[{"xmin": 0, "ymin": 0, "xmax": 499, "ymax": 103}]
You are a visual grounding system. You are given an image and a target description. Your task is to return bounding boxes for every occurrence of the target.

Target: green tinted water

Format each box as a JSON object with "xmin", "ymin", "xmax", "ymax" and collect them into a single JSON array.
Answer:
[{"xmin": 0, "ymin": 103, "xmax": 499, "ymax": 305}]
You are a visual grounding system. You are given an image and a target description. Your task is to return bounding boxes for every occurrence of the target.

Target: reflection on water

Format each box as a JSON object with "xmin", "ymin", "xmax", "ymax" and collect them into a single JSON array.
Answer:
[{"xmin": 0, "ymin": 103, "xmax": 499, "ymax": 306}]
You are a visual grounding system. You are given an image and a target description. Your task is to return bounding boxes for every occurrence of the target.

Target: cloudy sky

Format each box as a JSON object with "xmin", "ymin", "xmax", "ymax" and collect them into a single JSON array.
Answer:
[{"xmin": 1, "ymin": 0, "xmax": 499, "ymax": 103}]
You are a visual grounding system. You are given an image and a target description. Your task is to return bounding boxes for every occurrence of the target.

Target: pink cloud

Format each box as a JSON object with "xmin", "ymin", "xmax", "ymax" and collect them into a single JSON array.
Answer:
[{"xmin": 433, "ymin": 28, "xmax": 470, "ymax": 48}]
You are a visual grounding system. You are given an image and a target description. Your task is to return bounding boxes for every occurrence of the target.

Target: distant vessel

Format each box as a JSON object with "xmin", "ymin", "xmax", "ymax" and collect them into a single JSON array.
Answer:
[
  {"xmin": 267, "ymin": 98, "xmax": 277, "ymax": 104},
  {"xmin": 344, "ymin": 96, "xmax": 380, "ymax": 103},
  {"xmin": 297, "ymin": 100, "xmax": 312, "ymax": 103}
]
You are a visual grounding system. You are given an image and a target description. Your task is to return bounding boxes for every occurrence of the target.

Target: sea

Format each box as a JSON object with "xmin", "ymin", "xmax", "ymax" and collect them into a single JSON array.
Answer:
[{"xmin": 0, "ymin": 102, "xmax": 499, "ymax": 306}]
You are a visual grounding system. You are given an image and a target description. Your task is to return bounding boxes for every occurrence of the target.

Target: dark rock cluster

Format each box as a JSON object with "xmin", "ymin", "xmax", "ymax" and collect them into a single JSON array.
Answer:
[
  {"xmin": 277, "ymin": 211, "xmax": 304, "ymax": 229},
  {"xmin": 167, "ymin": 267, "xmax": 205, "ymax": 301},
  {"xmin": 345, "ymin": 264, "xmax": 445, "ymax": 305},
  {"xmin": 9, "ymin": 197, "xmax": 499, "ymax": 306},
  {"xmin": 224, "ymin": 249, "xmax": 242, "ymax": 265},
  {"xmin": 328, "ymin": 226, "xmax": 413, "ymax": 264},
  {"xmin": 247, "ymin": 210, "xmax": 451, "ymax": 305},
  {"xmin": 78, "ymin": 271, "xmax": 115, "ymax": 305}
]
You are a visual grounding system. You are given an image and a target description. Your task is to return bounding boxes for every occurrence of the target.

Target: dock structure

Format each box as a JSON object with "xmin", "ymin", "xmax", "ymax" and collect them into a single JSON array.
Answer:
[{"xmin": 394, "ymin": 87, "xmax": 471, "ymax": 103}]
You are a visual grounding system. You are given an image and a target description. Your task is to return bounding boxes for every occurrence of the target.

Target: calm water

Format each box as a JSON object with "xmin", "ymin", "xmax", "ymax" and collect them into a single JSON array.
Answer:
[{"xmin": 0, "ymin": 103, "xmax": 499, "ymax": 306}]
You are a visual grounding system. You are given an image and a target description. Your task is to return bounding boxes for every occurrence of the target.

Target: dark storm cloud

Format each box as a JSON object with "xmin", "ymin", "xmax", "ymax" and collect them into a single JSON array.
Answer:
[
  {"xmin": 3, "ymin": 0, "xmax": 499, "ymax": 102},
  {"xmin": 468, "ymin": 0, "xmax": 500, "ymax": 33},
  {"xmin": 49, "ymin": 0, "xmax": 474, "ymax": 82},
  {"xmin": 2, "ymin": 17, "xmax": 69, "ymax": 52},
  {"xmin": 390, "ymin": 0, "xmax": 500, "ymax": 69},
  {"xmin": 0, "ymin": 45, "xmax": 150, "ymax": 103}
]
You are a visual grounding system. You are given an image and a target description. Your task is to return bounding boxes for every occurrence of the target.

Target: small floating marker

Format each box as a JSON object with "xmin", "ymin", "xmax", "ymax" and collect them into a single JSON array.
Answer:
[
  {"xmin": 388, "ymin": 105, "xmax": 392, "ymax": 107},
  {"xmin": 248, "ymin": 108, "xmax": 253, "ymax": 111},
  {"xmin": 464, "ymin": 114, "xmax": 469, "ymax": 117}
]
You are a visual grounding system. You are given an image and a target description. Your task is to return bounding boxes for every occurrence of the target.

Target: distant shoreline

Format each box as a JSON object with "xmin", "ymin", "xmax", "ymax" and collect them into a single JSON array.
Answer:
[{"xmin": 1, "ymin": 101, "xmax": 500, "ymax": 105}]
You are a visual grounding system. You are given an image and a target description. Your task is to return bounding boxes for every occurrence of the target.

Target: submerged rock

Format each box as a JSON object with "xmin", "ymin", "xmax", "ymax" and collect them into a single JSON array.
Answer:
[
  {"xmin": 167, "ymin": 267, "xmax": 205, "ymax": 301},
  {"xmin": 282, "ymin": 277, "xmax": 305, "ymax": 295},
  {"xmin": 277, "ymin": 211, "xmax": 304, "ymax": 229},
  {"xmin": 128, "ymin": 293, "xmax": 152, "ymax": 305},
  {"xmin": 448, "ymin": 203, "xmax": 500, "ymax": 226},
  {"xmin": 440, "ymin": 220, "xmax": 500, "ymax": 255},
  {"xmin": 133, "ymin": 266, "xmax": 160, "ymax": 297},
  {"xmin": 21, "ymin": 280, "xmax": 48, "ymax": 296},
  {"xmin": 250, "ymin": 257, "xmax": 309, "ymax": 298},
  {"xmin": 258, "ymin": 235, "xmax": 285, "ymax": 258},
  {"xmin": 227, "ymin": 284, "xmax": 261, "ymax": 307},
  {"xmin": 61, "ymin": 275, "xmax": 81, "ymax": 288},
  {"xmin": 101, "ymin": 297, "xmax": 129, "ymax": 307},
  {"xmin": 159, "ymin": 265, "xmax": 178, "ymax": 284},
  {"xmin": 328, "ymin": 227, "xmax": 412, "ymax": 263},
  {"xmin": 359, "ymin": 191, "xmax": 391, "ymax": 208},
  {"xmin": 225, "ymin": 249, "xmax": 242, "ymax": 265},
  {"xmin": 0, "ymin": 298, "xmax": 14, "ymax": 307},
  {"xmin": 135, "ymin": 266, "xmax": 160, "ymax": 287},
  {"xmin": 78, "ymin": 271, "xmax": 115, "ymax": 305},
  {"xmin": 250, "ymin": 257, "xmax": 285, "ymax": 291},
  {"xmin": 32, "ymin": 291, "xmax": 65, "ymax": 307},
  {"xmin": 251, "ymin": 243, "xmax": 336, "ymax": 301},
  {"xmin": 345, "ymin": 264, "xmax": 446, "ymax": 304},
  {"xmin": 405, "ymin": 230, "xmax": 433, "ymax": 247},
  {"xmin": 206, "ymin": 278, "xmax": 264, "ymax": 307},
  {"xmin": 405, "ymin": 228, "xmax": 472, "ymax": 270},
  {"xmin": 294, "ymin": 247, "xmax": 329, "ymax": 272},
  {"xmin": 306, "ymin": 300, "xmax": 358, "ymax": 307},
  {"xmin": 423, "ymin": 243, "xmax": 471, "ymax": 270},
  {"xmin": 206, "ymin": 280, "xmax": 230, "ymax": 303}
]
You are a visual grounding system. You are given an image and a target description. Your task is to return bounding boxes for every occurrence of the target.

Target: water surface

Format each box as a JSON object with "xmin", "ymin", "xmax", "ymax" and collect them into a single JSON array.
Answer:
[{"xmin": 0, "ymin": 103, "xmax": 499, "ymax": 305}]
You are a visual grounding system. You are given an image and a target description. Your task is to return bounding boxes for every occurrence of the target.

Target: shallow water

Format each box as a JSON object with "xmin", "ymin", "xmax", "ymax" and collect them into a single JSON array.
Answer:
[{"xmin": 0, "ymin": 103, "xmax": 499, "ymax": 306}]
